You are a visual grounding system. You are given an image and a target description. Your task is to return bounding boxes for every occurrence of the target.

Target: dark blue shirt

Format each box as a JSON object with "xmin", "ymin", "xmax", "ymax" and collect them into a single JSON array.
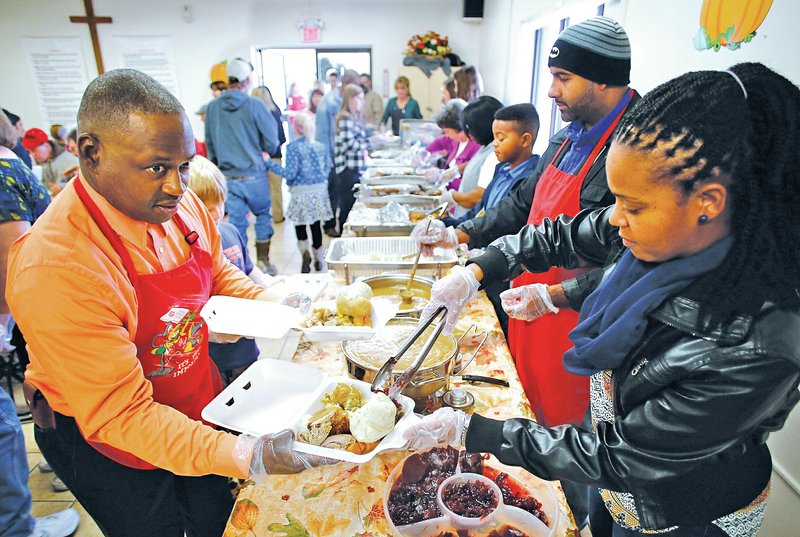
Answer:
[
  {"xmin": 208, "ymin": 221, "xmax": 259, "ymax": 371},
  {"xmin": 557, "ymin": 90, "xmax": 632, "ymax": 174},
  {"xmin": 483, "ymin": 155, "xmax": 539, "ymax": 210},
  {"xmin": 11, "ymin": 141, "xmax": 32, "ymax": 169}
]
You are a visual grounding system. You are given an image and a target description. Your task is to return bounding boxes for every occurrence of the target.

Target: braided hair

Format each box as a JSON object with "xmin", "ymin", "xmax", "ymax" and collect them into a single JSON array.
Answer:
[{"xmin": 614, "ymin": 62, "xmax": 800, "ymax": 310}]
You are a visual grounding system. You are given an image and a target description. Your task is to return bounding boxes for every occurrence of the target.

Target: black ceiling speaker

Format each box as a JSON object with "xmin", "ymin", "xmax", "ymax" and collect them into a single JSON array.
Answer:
[{"xmin": 463, "ymin": 0, "xmax": 484, "ymax": 20}]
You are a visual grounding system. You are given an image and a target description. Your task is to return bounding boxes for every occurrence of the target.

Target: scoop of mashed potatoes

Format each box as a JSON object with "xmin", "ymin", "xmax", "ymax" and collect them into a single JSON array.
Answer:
[{"xmin": 349, "ymin": 392, "xmax": 397, "ymax": 443}]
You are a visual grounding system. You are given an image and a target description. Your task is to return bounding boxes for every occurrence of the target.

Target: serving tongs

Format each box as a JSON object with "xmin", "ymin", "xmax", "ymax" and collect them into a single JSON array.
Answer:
[{"xmin": 371, "ymin": 305, "xmax": 448, "ymax": 402}]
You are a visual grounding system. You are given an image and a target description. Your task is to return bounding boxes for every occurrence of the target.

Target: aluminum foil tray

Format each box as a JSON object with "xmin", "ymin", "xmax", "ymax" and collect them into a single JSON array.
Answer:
[
  {"xmin": 361, "ymin": 175, "xmax": 428, "ymax": 187},
  {"xmin": 360, "ymin": 194, "xmax": 439, "ymax": 208},
  {"xmin": 325, "ymin": 237, "xmax": 457, "ymax": 282}
]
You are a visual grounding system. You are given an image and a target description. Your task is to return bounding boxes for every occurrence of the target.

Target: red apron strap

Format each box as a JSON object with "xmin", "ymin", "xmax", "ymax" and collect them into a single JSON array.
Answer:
[{"xmin": 74, "ymin": 176, "xmax": 140, "ymax": 288}]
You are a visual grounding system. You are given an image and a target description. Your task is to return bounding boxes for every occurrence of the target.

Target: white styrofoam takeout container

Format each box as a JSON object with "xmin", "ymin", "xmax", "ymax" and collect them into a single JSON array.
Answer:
[
  {"xmin": 199, "ymin": 295, "xmax": 398, "ymax": 342},
  {"xmin": 201, "ymin": 359, "xmax": 420, "ymax": 464}
]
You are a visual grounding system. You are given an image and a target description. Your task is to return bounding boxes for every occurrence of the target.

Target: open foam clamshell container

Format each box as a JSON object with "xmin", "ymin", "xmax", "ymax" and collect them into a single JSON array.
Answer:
[{"xmin": 201, "ymin": 359, "xmax": 420, "ymax": 464}]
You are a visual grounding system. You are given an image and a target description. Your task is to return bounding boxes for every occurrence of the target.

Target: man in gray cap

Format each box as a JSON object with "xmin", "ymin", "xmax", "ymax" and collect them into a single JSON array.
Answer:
[
  {"xmin": 205, "ymin": 58, "xmax": 280, "ymax": 274},
  {"xmin": 412, "ymin": 16, "xmax": 640, "ymax": 525}
]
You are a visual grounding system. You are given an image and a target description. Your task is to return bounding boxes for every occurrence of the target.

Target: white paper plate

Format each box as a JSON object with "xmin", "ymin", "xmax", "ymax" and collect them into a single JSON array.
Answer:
[
  {"xmin": 300, "ymin": 299, "xmax": 399, "ymax": 342},
  {"xmin": 200, "ymin": 296, "xmax": 302, "ymax": 339},
  {"xmin": 201, "ymin": 359, "xmax": 420, "ymax": 463}
]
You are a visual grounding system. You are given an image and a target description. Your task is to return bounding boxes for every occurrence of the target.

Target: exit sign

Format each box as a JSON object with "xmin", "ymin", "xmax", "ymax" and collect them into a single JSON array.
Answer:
[{"xmin": 301, "ymin": 26, "xmax": 320, "ymax": 43}]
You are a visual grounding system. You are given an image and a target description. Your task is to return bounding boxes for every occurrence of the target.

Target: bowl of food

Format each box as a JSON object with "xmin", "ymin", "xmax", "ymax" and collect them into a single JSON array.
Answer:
[
  {"xmin": 343, "ymin": 318, "xmax": 458, "ymax": 409},
  {"xmin": 360, "ymin": 273, "xmax": 432, "ymax": 318},
  {"xmin": 383, "ymin": 447, "xmax": 558, "ymax": 537},
  {"xmin": 436, "ymin": 473, "xmax": 502, "ymax": 529}
]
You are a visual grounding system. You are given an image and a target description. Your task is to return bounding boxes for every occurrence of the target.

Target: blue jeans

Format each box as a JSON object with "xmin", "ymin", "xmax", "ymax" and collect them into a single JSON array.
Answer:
[
  {"xmin": 0, "ymin": 388, "xmax": 34, "ymax": 537},
  {"xmin": 224, "ymin": 174, "xmax": 273, "ymax": 242}
]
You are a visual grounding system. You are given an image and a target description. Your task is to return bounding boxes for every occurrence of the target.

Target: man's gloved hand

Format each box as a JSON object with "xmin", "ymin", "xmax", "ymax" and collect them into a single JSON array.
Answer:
[
  {"xmin": 404, "ymin": 407, "xmax": 469, "ymax": 450},
  {"xmin": 438, "ymin": 189, "xmax": 456, "ymax": 208},
  {"xmin": 280, "ymin": 292, "xmax": 312, "ymax": 314},
  {"xmin": 419, "ymin": 265, "xmax": 479, "ymax": 334},
  {"xmin": 499, "ymin": 284, "xmax": 559, "ymax": 322},
  {"xmin": 208, "ymin": 331, "xmax": 243, "ymax": 344},
  {"xmin": 411, "ymin": 219, "xmax": 460, "ymax": 256},
  {"xmin": 232, "ymin": 429, "xmax": 336, "ymax": 482}
]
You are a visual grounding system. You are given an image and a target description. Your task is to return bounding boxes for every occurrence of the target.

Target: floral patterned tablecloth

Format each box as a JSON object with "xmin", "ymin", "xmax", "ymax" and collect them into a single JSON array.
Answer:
[{"xmin": 223, "ymin": 288, "xmax": 579, "ymax": 537}]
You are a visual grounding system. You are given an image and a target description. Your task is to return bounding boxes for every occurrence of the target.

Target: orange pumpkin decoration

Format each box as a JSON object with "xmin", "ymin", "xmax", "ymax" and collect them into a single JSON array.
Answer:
[{"xmin": 695, "ymin": 0, "xmax": 774, "ymax": 51}]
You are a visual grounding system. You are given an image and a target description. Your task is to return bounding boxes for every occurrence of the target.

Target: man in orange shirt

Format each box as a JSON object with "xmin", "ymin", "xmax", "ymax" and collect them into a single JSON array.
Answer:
[{"xmin": 7, "ymin": 69, "xmax": 320, "ymax": 536}]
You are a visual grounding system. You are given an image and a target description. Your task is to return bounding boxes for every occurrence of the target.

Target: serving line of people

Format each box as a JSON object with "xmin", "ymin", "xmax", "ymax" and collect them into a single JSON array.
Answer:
[{"xmin": 409, "ymin": 62, "xmax": 800, "ymax": 536}]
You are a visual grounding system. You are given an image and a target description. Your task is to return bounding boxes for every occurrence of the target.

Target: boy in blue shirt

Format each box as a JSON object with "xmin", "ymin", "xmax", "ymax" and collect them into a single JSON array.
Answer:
[{"xmin": 188, "ymin": 156, "xmax": 271, "ymax": 382}]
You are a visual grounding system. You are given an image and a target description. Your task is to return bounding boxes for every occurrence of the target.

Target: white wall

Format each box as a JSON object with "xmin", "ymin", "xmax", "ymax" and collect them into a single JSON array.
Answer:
[{"xmin": 0, "ymin": 0, "xmax": 487, "ymax": 140}]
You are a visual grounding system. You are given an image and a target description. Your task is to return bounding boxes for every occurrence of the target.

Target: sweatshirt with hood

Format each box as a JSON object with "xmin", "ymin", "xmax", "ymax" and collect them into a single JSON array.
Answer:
[{"xmin": 204, "ymin": 89, "xmax": 279, "ymax": 177}]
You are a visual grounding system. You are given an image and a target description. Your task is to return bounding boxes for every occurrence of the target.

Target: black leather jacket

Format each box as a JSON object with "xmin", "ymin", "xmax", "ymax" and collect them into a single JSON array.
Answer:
[{"xmin": 466, "ymin": 207, "xmax": 800, "ymax": 529}]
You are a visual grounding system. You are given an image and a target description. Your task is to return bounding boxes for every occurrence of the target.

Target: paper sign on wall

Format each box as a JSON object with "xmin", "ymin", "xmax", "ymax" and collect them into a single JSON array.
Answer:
[
  {"xmin": 114, "ymin": 36, "xmax": 180, "ymax": 99},
  {"xmin": 22, "ymin": 37, "xmax": 90, "ymax": 128}
]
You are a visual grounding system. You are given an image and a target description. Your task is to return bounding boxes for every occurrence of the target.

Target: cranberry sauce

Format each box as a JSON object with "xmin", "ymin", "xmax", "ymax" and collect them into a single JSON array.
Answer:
[
  {"xmin": 388, "ymin": 446, "xmax": 459, "ymax": 526},
  {"xmin": 483, "ymin": 467, "xmax": 548, "ymax": 526},
  {"xmin": 441, "ymin": 480, "xmax": 498, "ymax": 518}
]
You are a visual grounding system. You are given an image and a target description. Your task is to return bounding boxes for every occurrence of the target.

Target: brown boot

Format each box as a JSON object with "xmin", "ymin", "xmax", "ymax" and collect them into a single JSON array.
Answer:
[
  {"xmin": 255, "ymin": 240, "xmax": 278, "ymax": 276},
  {"xmin": 313, "ymin": 246, "xmax": 325, "ymax": 271},
  {"xmin": 298, "ymin": 240, "xmax": 311, "ymax": 273}
]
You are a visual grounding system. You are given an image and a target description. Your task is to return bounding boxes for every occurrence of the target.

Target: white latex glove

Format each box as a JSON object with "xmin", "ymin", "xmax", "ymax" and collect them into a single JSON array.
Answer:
[
  {"xmin": 420, "ymin": 265, "xmax": 479, "ymax": 334},
  {"xmin": 208, "ymin": 331, "xmax": 243, "ymax": 344},
  {"xmin": 423, "ymin": 168, "xmax": 442, "ymax": 184},
  {"xmin": 404, "ymin": 407, "xmax": 469, "ymax": 450},
  {"xmin": 438, "ymin": 189, "xmax": 456, "ymax": 207},
  {"xmin": 500, "ymin": 283, "xmax": 559, "ymax": 321},
  {"xmin": 232, "ymin": 430, "xmax": 336, "ymax": 482},
  {"xmin": 441, "ymin": 167, "xmax": 459, "ymax": 182},
  {"xmin": 411, "ymin": 219, "xmax": 459, "ymax": 256},
  {"xmin": 280, "ymin": 292, "xmax": 312, "ymax": 315}
]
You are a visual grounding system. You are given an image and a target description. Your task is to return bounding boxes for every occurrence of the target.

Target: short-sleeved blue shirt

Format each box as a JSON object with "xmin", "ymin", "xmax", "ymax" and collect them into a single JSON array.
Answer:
[
  {"xmin": 208, "ymin": 221, "xmax": 259, "ymax": 371},
  {"xmin": 0, "ymin": 158, "xmax": 51, "ymax": 223}
]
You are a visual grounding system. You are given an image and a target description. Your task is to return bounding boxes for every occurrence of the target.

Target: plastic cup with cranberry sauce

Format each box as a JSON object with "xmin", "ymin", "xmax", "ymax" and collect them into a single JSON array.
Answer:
[{"xmin": 436, "ymin": 472, "xmax": 503, "ymax": 529}]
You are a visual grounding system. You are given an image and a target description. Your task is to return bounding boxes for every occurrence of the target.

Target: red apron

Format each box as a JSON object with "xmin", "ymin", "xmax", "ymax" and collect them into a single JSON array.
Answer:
[
  {"xmin": 508, "ymin": 102, "xmax": 627, "ymax": 427},
  {"xmin": 75, "ymin": 177, "xmax": 221, "ymax": 469}
]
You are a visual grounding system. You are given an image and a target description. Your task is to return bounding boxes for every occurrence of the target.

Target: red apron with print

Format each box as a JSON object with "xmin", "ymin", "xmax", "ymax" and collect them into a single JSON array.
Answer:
[
  {"xmin": 508, "ymin": 106, "xmax": 626, "ymax": 427},
  {"xmin": 75, "ymin": 178, "xmax": 221, "ymax": 469}
]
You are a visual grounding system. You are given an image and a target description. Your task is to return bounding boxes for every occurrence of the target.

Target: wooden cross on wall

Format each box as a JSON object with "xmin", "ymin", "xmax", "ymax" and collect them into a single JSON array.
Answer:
[{"xmin": 70, "ymin": 0, "xmax": 112, "ymax": 74}]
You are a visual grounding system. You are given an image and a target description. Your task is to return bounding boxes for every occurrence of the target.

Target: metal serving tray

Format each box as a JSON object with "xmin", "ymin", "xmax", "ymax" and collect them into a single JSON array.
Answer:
[
  {"xmin": 343, "ymin": 222, "xmax": 416, "ymax": 237},
  {"xmin": 360, "ymin": 175, "xmax": 428, "ymax": 187},
  {"xmin": 325, "ymin": 237, "xmax": 457, "ymax": 282},
  {"xmin": 360, "ymin": 194, "xmax": 439, "ymax": 208}
]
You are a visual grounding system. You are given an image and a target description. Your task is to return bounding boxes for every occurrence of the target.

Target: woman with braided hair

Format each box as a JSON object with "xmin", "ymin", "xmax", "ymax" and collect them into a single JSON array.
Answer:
[{"xmin": 407, "ymin": 62, "xmax": 800, "ymax": 536}]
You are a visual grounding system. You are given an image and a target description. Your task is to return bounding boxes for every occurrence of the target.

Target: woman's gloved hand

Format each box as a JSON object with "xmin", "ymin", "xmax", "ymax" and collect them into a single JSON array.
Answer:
[
  {"xmin": 419, "ymin": 265, "xmax": 479, "ymax": 334},
  {"xmin": 499, "ymin": 284, "xmax": 559, "ymax": 322},
  {"xmin": 411, "ymin": 219, "xmax": 460, "ymax": 256},
  {"xmin": 232, "ymin": 430, "xmax": 336, "ymax": 481},
  {"xmin": 423, "ymin": 168, "xmax": 442, "ymax": 184},
  {"xmin": 280, "ymin": 292, "xmax": 312, "ymax": 315},
  {"xmin": 404, "ymin": 407, "xmax": 469, "ymax": 449}
]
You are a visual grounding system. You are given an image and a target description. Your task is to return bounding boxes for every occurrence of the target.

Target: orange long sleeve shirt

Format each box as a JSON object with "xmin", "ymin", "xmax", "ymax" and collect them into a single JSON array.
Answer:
[{"xmin": 7, "ymin": 176, "xmax": 268, "ymax": 478}]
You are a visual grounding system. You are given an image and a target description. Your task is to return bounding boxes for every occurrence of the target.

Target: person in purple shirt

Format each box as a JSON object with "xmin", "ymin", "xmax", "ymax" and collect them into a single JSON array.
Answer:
[{"xmin": 426, "ymin": 99, "xmax": 480, "ymax": 190}]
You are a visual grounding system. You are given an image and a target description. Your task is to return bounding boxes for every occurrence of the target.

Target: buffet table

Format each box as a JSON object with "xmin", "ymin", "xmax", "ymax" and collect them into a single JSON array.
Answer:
[{"xmin": 222, "ymin": 286, "xmax": 579, "ymax": 537}]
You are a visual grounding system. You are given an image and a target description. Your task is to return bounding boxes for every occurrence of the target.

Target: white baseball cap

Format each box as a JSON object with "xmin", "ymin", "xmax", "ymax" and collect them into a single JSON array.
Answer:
[{"xmin": 226, "ymin": 58, "xmax": 254, "ymax": 83}]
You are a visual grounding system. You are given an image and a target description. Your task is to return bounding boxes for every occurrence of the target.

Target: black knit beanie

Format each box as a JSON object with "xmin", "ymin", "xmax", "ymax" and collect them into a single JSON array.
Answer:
[{"xmin": 548, "ymin": 17, "xmax": 631, "ymax": 86}]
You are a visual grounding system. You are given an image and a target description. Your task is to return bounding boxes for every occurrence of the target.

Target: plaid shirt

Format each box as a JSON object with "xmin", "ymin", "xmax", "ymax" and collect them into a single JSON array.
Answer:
[{"xmin": 334, "ymin": 115, "xmax": 367, "ymax": 174}]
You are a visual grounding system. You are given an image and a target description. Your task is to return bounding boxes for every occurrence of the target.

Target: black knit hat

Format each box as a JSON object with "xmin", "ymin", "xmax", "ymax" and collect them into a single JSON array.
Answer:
[{"xmin": 548, "ymin": 17, "xmax": 631, "ymax": 86}]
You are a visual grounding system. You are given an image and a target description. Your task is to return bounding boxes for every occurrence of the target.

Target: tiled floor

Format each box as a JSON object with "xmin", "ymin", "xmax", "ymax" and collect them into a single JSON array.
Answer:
[{"xmin": 13, "ymin": 213, "xmax": 318, "ymax": 536}]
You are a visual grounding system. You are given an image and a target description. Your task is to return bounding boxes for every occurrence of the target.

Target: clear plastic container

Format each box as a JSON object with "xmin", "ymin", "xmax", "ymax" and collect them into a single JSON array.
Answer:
[
  {"xmin": 437, "ymin": 473, "xmax": 502, "ymax": 529},
  {"xmin": 383, "ymin": 446, "xmax": 561, "ymax": 537}
]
